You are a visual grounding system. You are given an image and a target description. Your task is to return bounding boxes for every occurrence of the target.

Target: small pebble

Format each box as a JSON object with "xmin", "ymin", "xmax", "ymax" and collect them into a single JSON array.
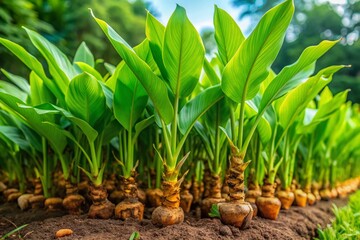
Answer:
[
  {"xmin": 55, "ymin": 229, "xmax": 73, "ymax": 238},
  {"xmin": 219, "ymin": 225, "xmax": 232, "ymax": 236}
]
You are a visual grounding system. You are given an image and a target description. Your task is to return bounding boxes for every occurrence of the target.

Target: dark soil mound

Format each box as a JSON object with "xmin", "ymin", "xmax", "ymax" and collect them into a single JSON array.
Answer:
[{"xmin": 0, "ymin": 198, "xmax": 346, "ymax": 240}]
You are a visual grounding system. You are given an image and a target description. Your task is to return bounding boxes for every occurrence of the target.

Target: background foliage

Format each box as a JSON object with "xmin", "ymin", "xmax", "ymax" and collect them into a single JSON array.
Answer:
[{"xmin": 1, "ymin": 0, "xmax": 359, "ymax": 102}]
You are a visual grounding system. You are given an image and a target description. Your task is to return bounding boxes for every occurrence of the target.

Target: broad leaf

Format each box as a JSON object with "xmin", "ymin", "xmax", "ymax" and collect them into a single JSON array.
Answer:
[
  {"xmin": 278, "ymin": 65, "xmax": 345, "ymax": 130},
  {"xmin": 163, "ymin": 5, "xmax": 205, "ymax": 97},
  {"xmin": 259, "ymin": 39, "xmax": 339, "ymax": 112},
  {"xmin": 179, "ymin": 85, "xmax": 224, "ymax": 135},
  {"xmin": 214, "ymin": 5, "xmax": 245, "ymax": 65},
  {"xmin": 65, "ymin": 73, "xmax": 106, "ymax": 127},
  {"xmin": 0, "ymin": 92, "xmax": 67, "ymax": 154},
  {"xmin": 24, "ymin": 28, "xmax": 76, "ymax": 89},
  {"xmin": 74, "ymin": 42, "xmax": 95, "ymax": 68},
  {"xmin": 146, "ymin": 12, "xmax": 167, "ymax": 79},
  {"xmin": 91, "ymin": 11, "xmax": 174, "ymax": 124},
  {"xmin": 222, "ymin": 0, "xmax": 294, "ymax": 103},
  {"xmin": 1, "ymin": 69, "xmax": 30, "ymax": 94},
  {"xmin": 0, "ymin": 38, "xmax": 63, "ymax": 101},
  {"xmin": 114, "ymin": 40, "xmax": 150, "ymax": 131}
]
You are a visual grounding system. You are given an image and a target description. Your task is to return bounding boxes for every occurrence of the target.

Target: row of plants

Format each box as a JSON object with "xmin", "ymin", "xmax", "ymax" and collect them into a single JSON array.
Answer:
[
  {"xmin": 0, "ymin": 0, "xmax": 359, "ymax": 229},
  {"xmin": 317, "ymin": 190, "xmax": 360, "ymax": 240}
]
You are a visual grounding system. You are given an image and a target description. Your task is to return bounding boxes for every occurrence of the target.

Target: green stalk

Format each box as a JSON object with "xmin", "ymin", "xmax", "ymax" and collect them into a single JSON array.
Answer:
[
  {"xmin": 268, "ymin": 122, "xmax": 278, "ymax": 184},
  {"xmin": 42, "ymin": 137, "xmax": 50, "ymax": 198},
  {"xmin": 304, "ymin": 136, "xmax": 314, "ymax": 189},
  {"xmin": 155, "ymin": 128, "xmax": 162, "ymax": 189},
  {"xmin": 214, "ymin": 103, "xmax": 221, "ymax": 175},
  {"xmin": 237, "ymin": 98, "xmax": 246, "ymax": 151}
]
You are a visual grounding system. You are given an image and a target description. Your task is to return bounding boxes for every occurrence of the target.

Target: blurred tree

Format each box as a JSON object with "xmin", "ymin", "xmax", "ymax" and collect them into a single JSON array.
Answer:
[
  {"xmin": 0, "ymin": 0, "xmax": 151, "ymax": 77},
  {"xmin": 232, "ymin": 0, "xmax": 360, "ymax": 102},
  {"xmin": 0, "ymin": 0, "xmax": 53, "ymax": 75}
]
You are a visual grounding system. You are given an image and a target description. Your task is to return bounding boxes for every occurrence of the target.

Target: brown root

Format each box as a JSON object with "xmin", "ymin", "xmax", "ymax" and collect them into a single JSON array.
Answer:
[
  {"xmin": 151, "ymin": 176, "xmax": 185, "ymax": 226},
  {"xmin": 277, "ymin": 189, "xmax": 294, "ymax": 210},
  {"xmin": 191, "ymin": 180, "xmax": 203, "ymax": 205},
  {"xmin": 201, "ymin": 174, "xmax": 225, "ymax": 217},
  {"xmin": 3, "ymin": 188, "xmax": 19, "ymax": 199},
  {"xmin": 217, "ymin": 151, "xmax": 253, "ymax": 228},
  {"xmin": 29, "ymin": 195, "xmax": 45, "ymax": 209},
  {"xmin": 0, "ymin": 181, "xmax": 7, "ymax": 192},
  {"xmin": 33, "ymin": 178, "xmax": 43, "ymax": 195},
  {"xmin": 151, "ymin": 205, "xmax": 184, "ymax": 227},
  {"xmin": 7, "ymin": 192, "xmax": 22, "ymax": 202},
  {"xmin": 307, "ymin": 192, "xmax": 316, "ymax": 205},
  {"xmin": 312, "ymin": 183, "xmax": 321, "ymax": 201},
  {"xmin": 320, "ymin": 188, "xmax": 332, "ymax": 200},
  {"xmin": 256, "ymin": 180, "xmax": 281, "ymax": 220},
  {"xmin": 330, "ymin": 188, "xmax": 338, "ymax": 198},
  {"xmin": 18, "ymin": 194, "xmax": 34, "ymax": 210},
  {"xmin": 294, "ymin": 189, "xmax": 307, "ymax": 207},
  {"xmin": 88, "ymin": 184, "xmax": 115, "ymax": 219},
  {"xmin": 115, "ymin": 198, "xmax": 144, "ymax": 221},
  {"xmin": 146, "ymin": 188, "xmax": 163, "ymax": 208},
  {"xmin": 246, "ymin": 183, "xmax": 261, "ymax": 217},
  {"xmin": 114, "ymin": 174, "xmax": 144, "ymax": 221},
  {"xmin": 62, "ymin": 181, "xmax": 84, "ymax": 214},
  {"xmin": 180, "ymin": 188, "xmax": 193, "ymax": 213},
  {"xmin": 45, "ymin": 197, "xmax": 63, "ymax": 211},
  {"xmin": 218, "ymin": 201, "xmax": 253, "ymax": 229},
  {"xmin": 137, "ymin": 188, "xmax": 146, "ymax": 204}
]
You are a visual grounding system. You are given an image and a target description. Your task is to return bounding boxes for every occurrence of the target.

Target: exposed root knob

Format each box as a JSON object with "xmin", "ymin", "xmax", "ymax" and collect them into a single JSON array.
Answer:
[
  {"xmin": 151, "ymin": 206, "xmax": 184, "ymax": 227},
  {"xmin": 218, "ymin": 201, "xmax": 253, "ymax": 229}
]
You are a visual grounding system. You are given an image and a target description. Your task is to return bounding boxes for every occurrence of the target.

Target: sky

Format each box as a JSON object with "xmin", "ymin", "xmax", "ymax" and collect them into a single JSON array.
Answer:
[{"xmin": 147, "ymin": 0, "xmax": 348, "ymax": 31}]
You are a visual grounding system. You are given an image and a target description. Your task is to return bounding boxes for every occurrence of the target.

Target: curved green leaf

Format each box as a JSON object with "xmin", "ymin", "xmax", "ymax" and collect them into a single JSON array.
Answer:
[
  {"xmin": 66, "ymin": 73, "xmax": 106, "ymax": 127},
  {"xmin": 163, "ymin": 5, "xmax": 205, "ymax": 97},
  {"xmin": 0, "ymin": 38, "xmax": 64, "ymax": 102},
  {"xmin": 259, "ymin": 39, "xmax": 339, "ymax": 112},
  {"xmin": 74, "ymin": 42, "xmax": 95, "ymax": 68},
  {"xmin": 114, "ymin": 40, "xmax": 150, "ymax": 131},
  {"xmin": 179, "ymin": 85, "xmax": 224, "ymax": 135},
  {"xmin": 24, "ymin": 27, "xmax": 76, "ymax": 88},
  {"xmin": 0, "ymin": 92, "xmax": 67, "ymax": 154},
  {"xmin": 146, "ymin": 12, "xmax": 167, "ymax": 79},
  {"xmin": 91, "ymin": 10, "xmax": 174, "ymax": 124},
  {"xmin": 222, "ymin": 0, "xmax": 294, "ymax": 103},
  {"xmin": 214, "ymin": 5, "xmax": 245, "ymax": 65},
  {"xmin": 279, "ymin": 65, "xmax": 346, "ymax": 130}
]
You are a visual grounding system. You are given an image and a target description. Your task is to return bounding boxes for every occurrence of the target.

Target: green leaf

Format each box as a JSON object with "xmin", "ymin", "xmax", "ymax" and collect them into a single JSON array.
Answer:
[
  {"xmin": 146, "ymin": 12, "xmax": 167, "ymax": 79},
  {"xmin": 0, "ymin": 81, "xmax": 28, "ymax": 103},
  {"xmin": 1, "ymin": 69, "xmax": 30, "ymax": 94},
  {"xmin": 221, "ymin": 0, "xmax": 294, "ymax": 103},
  {"xmin": 0, "ymin": 92, "xmax": 67, "ymax": 154},
  {"xmin": 0, "ymin": 38, "xmax": 64, "ymax": 102},
  {"xmin": 278, "ymin": 65, "xmax": 346, "ymax": 130},
  {"xmin": 114, "ymin": 40, "xmax": 150, "ymax": 131},
  {"xmin": 25, "ymin": 103, "xmax": 99, "ymax": 144},
  {"xmin": 259, "ymin": 39, "xmax": 339, "ymax": 112},
  {"xmin": 163, "ymin": 5, "xmax": 205, "ymax": 97},
  {"xmin": 65, "ymin": 73, "xmax": 106, "ymax": 127},
  {"xmin": 133, "ymin": 115, "xmax": 155, "ymax": 143},
  {"xmin": 24, "ymin": 27, "xmax": 76, "ymax": 90},
  {"xmin": 209, "ymin": 204, "xmax": 221, "ymax": 218},
  {"xmin": 0, "ymin": 126, "xmax": 30, "ymax": 151},
  {"xmin": 74, "ymin": 42, "xmax": 95, "ymax": 68},
  {"xmin": 129, "ymin": 231, "xmax": 140, "ymax": 240},
  {"xmin": 91, "ymin": 10, "xmax": 174, "ymax": 124},
  {"xmin": 179, "ymin": 85, "xmax": 224, "ymax": 135},
  {"xmin": 299, "ymin": 90, "xmax": 349, "ymax": 133},
  {"xmin": 30, "ymin": 71, "xmax": 55, "ymax": 105},
  {"xmin": 214, "ymin": 5, "xmax": 245, "ymax": 65},
  {"xmin": 75, "ymin": 62, "xmax": 103, "ymax": 81}
]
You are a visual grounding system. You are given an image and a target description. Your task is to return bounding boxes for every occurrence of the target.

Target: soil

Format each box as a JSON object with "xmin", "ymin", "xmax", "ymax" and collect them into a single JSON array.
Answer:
[{"xmin": 0, "ymin": 198, "xmax": 346, "ymax": 240}]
